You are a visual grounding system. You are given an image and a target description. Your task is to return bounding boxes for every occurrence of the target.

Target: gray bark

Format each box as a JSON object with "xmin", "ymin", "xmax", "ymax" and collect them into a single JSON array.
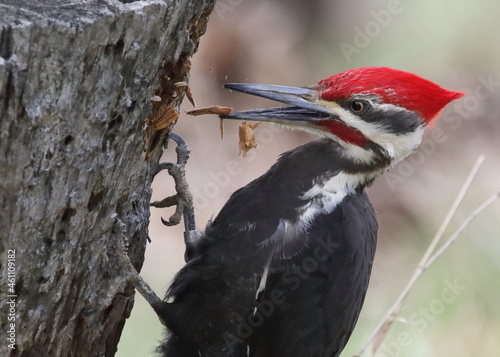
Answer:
[{"xmin": 0, "ymin": 0, "xmax": 215, "ymax": 356}]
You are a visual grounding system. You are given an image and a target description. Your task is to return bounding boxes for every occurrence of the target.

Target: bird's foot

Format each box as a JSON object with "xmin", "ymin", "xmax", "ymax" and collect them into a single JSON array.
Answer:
[
  {"xmin": 82, "ymin": 219, "xmax": 169, "ymax": 326},
  {"xmin": 151, "ymin": 133, "xmax": 192, "ymax": 227},
  {"xmin": 151, "ymin": 133, "xmax": 200, "ymax": 261}
]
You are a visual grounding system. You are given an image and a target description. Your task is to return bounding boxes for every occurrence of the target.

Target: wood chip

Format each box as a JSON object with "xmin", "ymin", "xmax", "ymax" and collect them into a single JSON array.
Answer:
[
  {"xmin": 186, "ymin": 106, "xmax": 233, "ymax": 139},
  {"xmin": 238, "ymin": 122, "xmax": 261, "ymax": 157},
  {"xmin": 153, "ymin": 106, "xmax": 179, "ymax": 130},
  {"xmin": 174, "ymin": 81, "xmax": 196, "ymax": 107},
  {"xmin": 186, "ymin": 106, "xmax": 233, "ymax": 116}
]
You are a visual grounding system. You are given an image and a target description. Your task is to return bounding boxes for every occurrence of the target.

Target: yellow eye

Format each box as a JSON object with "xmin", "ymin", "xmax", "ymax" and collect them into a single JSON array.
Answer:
[{"xmin": 350, "ymin": 100, "xmax": 365, "ymax": 113}]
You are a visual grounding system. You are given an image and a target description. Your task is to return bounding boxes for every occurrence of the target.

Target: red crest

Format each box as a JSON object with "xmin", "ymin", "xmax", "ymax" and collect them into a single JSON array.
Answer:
[{"xmin": 318, "ymin": 67, "xmax": 464, "ymax": 123}]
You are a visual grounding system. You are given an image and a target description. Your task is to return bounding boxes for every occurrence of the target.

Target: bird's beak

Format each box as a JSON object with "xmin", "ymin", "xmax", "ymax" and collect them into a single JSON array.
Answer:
[{"xmin": 220, "ymin": 83, "xmax": 332, "ymax": 124}]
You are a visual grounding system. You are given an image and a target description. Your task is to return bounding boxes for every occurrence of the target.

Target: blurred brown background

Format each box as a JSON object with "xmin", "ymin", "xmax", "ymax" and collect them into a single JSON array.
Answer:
[{"xmin": 119, "ymin": 1, "xmax": 500, "ymax": 356}]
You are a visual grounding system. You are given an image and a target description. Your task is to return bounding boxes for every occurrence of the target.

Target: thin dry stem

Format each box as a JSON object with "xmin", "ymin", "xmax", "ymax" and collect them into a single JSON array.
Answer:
[
  {"xmin": 416, "ymin": 155, "xmax": 485, "ymax": 269},
  {"xmin": 356, "ymin": 155, "xmax": 487, "ymax": 357},
  {"xmin": 425, "ymin": 192, "xmax": 500, "ymax": 269}
]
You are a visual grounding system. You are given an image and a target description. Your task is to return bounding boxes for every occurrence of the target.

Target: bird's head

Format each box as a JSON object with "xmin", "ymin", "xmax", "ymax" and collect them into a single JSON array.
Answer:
[{"xmin": 222, "ymin": 67, "xmax": 463, "ymax": 166}]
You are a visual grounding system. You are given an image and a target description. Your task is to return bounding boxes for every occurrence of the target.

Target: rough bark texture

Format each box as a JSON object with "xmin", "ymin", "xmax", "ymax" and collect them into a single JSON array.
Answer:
[{"xmin": 0, "ymin": 0, "xmax": 215, "ymax": 356}]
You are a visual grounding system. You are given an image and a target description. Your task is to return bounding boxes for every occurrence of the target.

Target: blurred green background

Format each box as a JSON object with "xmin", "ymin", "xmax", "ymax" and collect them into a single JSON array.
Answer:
[{"xmin": 118, "ymin": 0, "xmax": 500, "ymax": 356}]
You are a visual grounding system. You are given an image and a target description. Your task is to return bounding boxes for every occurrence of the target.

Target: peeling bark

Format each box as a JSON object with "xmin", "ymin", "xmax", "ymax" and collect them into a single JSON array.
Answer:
[{"xmin": 0, "ymin": 0, "xmax": 215, "ymax": 356}]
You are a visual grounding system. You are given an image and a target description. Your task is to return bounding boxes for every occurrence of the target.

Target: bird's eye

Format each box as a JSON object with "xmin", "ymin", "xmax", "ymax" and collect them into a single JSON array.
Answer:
[{"xmin": 350, "ymin": 100, "xmax": 365, "ymax": 113}]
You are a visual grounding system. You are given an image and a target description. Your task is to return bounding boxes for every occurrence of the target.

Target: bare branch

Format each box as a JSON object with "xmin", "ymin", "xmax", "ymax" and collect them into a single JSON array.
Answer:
[
  {"xmin": 356, "ymin": 155, "xmax": 489, "ymax": 357},
  {"xmin": 424, "ymin": 192, "xmax": 500, "ymax": 269}
]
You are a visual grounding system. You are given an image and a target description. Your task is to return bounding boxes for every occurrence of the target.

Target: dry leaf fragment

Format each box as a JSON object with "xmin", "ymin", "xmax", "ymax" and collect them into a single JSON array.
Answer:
[
  {"xmin": 186, "ymin": 106, "xmax": 233, "ymax": 116},
  {"xmin": 238, "ymin": 122, "xmax": 261, "ymax": 157}
]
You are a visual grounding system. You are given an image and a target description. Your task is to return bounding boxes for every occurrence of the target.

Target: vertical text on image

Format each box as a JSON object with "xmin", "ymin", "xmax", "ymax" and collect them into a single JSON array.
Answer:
[{"xmin": 6, "ymin": 249, "xmax": 17, "ymax": 350}]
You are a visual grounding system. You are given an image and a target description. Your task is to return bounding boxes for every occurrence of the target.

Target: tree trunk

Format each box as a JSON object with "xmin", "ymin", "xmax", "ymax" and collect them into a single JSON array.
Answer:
[{"xmin": 0, "ymin": 0, "xmax": 215, "ymax": 356}]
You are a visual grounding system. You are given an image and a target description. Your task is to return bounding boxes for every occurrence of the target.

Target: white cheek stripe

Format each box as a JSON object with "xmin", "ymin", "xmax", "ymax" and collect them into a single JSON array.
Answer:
[{"xmin": 316, "ymin": 100, "xmax": 424, "ymax": 163}]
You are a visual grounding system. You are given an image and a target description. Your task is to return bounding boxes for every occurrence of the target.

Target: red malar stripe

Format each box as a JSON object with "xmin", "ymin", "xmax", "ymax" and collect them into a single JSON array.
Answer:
[{"xmin": 316, "ymin": 120, "xmax": 367, "ymax": 147}]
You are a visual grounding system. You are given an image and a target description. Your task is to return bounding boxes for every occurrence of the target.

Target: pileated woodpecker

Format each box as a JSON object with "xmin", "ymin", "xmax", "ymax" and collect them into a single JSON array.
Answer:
[{"xmin": 156, "ymin": 67, "xmax": 463, "ymax": 357}]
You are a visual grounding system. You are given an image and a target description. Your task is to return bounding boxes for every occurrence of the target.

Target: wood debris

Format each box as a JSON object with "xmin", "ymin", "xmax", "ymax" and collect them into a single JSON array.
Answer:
[
  {"xmin": 186, "ymin": 106, "xmax": 263, "ymax": 154},
  {"xmin": 186, "ymin": 106, "xmax": 233, "ymax": 116},
  {"xmin": 186, "ymin": 106, "xmax": 233, "ymax": 140},
  {"xmin": 238, "ymin": 122, "xmax": 261, "ymax": 157},
  {"xmin": 174, "ymin": 81, "xmax": 196, "ymax": 107},
  {"xmin": 153, "ymin": 106, "xmax": 179, "ymax": 130}
]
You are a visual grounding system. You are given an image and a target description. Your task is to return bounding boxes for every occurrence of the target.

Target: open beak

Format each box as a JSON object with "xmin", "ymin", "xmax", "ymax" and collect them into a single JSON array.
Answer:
[{"xmin": 220, "ymin": 84, "xmax": 332, "ymax": 123}]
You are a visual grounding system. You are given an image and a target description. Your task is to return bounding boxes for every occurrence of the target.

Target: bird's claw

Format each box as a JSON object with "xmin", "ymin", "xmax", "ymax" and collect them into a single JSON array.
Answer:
[
  {"xmin": 151, "ymin": 132, "xmax": 200, "ymax": 261},
  {"xmin": 161, "ymin": 213, "xmax": 180, "ymax": 227},
  {"xmin": 151, "ymin": 194, "xmax": 183, "ymax": 226},
  {"xmin": 153, "ymin": 162, "xmax": 175, "ymax": 176}
]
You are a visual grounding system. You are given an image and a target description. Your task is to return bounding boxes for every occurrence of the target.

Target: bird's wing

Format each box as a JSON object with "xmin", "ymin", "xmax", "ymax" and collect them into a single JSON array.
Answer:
[{"xmin": 249, "ymin": 192, "xmax": 377, "ymax": 357}]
